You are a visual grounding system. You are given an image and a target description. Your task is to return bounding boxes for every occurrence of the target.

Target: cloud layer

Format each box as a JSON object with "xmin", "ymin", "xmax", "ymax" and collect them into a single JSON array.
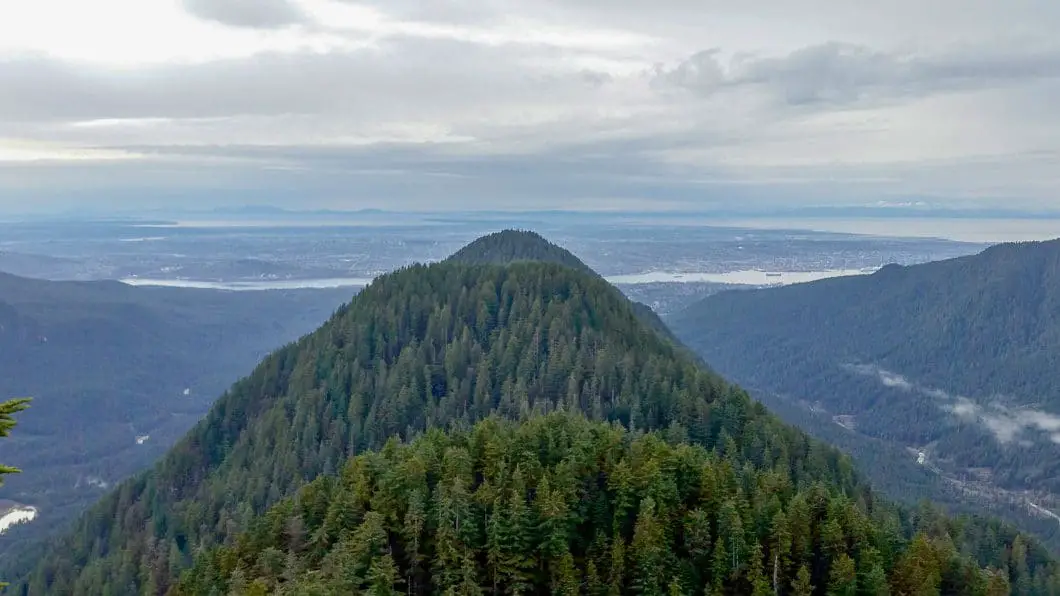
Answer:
[
  {"xmin": 847, "ymin": 364, "xmax": 1060, "ymax": 446},
  {"xmin": 2, "ymin": 0, "xmax": 1059, "ymax": 212}
]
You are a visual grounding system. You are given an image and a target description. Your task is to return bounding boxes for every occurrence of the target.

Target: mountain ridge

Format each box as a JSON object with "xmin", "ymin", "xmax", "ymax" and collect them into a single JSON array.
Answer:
[
  {"xmin": 8, "ymin": 232, "xmax": 1060, "ymax": 594},
  {"xmin": 668, "ymin": 237, "xmax": 1060, "ymax": 545}
]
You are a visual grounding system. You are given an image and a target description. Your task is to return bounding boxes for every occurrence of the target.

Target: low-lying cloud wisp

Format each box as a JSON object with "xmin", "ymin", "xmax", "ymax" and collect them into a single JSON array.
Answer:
[{"xmin": 845, "ymin": 363, "xmax": 1060, "ymax": 446}]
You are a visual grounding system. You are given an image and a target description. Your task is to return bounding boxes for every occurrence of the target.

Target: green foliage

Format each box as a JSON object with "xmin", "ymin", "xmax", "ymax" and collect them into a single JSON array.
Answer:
[
  {"xmin": 445, "ymin": 229, "xmax": 597, "ymax": 274},
  {"xmin": 669, "ymin": 239, "xmax": 1060, "ymax": 545},
  {"xmin": 0, "ymin": 397, "xmax": 30, "ymax": 484},
  {"xmin": 10, "ymin": 235, "xmax": 1060, "ymax": 596},
  {"xmin": 12, "ymin": 259, "xmax": 791, "ymax": 594},
  {"xmin": 446, "ymin": 229, "xmax": 681, "ymax": 345},
  {"xmin": 0, "ymin": 396, "xmax": 29, "ymax": 589},
  {"xmin": 175, "ymin": 414, "xmax": 1060, "ymax": 595}
]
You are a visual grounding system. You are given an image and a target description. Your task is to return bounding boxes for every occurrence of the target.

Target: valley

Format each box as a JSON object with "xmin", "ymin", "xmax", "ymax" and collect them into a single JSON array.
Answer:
[
  {"xmin": 0, "ymin": 274, "xmax": 353, "ymax": 552},
  {"xmin": 668, "ymin": 239, "xmax": 1060, "ymax": 550}
]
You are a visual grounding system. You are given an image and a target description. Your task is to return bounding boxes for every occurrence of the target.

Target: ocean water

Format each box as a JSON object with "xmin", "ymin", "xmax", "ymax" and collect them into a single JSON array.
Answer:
[
  {"xmin": 120, "ymin": 277, "xmax": 373, "ymax": 291},
  {"xmin": 606, "ymin": 268, "xmax": 874, "ymax": 286}
]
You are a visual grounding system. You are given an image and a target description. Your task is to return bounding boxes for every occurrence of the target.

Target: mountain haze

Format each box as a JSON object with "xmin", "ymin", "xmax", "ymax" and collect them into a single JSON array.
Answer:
[
  {"xmin": 669, "ymin": 239, "xmax": 1060, "ymax": 542},
  {"xmin": 0, "ymin": 273, "xmax": 351, "ymax": 546},
  {"xmin": 7, "ymin": 233, "xmax": 1060, "ymax": 594}
]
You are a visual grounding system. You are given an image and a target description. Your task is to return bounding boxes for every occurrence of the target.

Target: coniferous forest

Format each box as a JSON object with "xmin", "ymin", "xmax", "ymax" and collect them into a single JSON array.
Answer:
[
  {"xmin": 4, "ymin": 231, "xmax": 1060, "ymax": 595},
  {"xmin": 180, "ymin": 413, "xmax": 1049, "ymax": 595},
  {"xmin": 667, "ymin": 239, "xmax": 1060, "ymax": 547}
]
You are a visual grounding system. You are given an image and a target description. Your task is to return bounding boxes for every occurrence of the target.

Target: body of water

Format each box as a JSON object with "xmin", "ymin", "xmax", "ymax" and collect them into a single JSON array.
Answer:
[
  {"xmin": 606, "ymin": 268, "xmax": 876, "ymax": 286},
  {"xmin": 120, "ymin": 277, "xmax": 374, "ymax": 291},
  {"xmin": 693, "ymin": 217, "xmax": 1060, "ymax": 244},
  {"xmin": 121, "ymin": 268, "xmax": 875, "ymax": 291}
]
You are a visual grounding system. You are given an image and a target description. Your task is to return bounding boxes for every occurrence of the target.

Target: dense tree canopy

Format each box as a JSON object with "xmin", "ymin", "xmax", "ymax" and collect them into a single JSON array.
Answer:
[
  {"xmin": 447, "ymin": 229, "xmax": 681, "ymax": 345},
  {"xmin": 6, "ymin": 260, "xmax": 861, "ymax": 594},
  {"xmin": 7, "ymin": 233, "xmax": 1060, "ymax": 595},
  {"xmin": 181, "ymin": 414, "xmax": 1057, "ymax": 595},
  {"xmin": 445, "ymin": 230, "xmax": 597, "ymax": 275},
  {"xmin": 668, "ymin": 239, "xmax": 1060, "ymax": 542}
]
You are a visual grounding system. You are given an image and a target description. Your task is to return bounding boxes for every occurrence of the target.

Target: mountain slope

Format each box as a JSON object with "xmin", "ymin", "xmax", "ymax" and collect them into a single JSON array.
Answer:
[
  {"xmin": 667, "ymin": 240, "xmax": 1060, "ymax": 535},
  {"xmin": 179, "ymin": 413, "xmax": 1046, "ymax": 596},
  {"xmin": 11, "ymin": 235, "xmax": 1060, "ymax": 595},
  {"xmin": 9, "ymin": 259, "xmax": 865, "ymax": 594},
  {"xmin": 0, "ymin": 273, "xmax": 351, "ymax": 545}
]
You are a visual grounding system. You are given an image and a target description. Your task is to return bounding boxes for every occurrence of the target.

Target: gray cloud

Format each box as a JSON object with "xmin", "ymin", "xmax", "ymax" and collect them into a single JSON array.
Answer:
[
  {"xmin": 3, "ymin": 0, "xmax": 1060, "ymax": 212},
  {"xmin": 181, "ymin": 0, "xmax": 305, "ymax": 29},
  {"xmin": 656, "ymin": 42, "xmax": 1060, "ymax": 106},
  {"xmin": 0, "ymin": 40, "xmax": 607, "ymax": 125}
]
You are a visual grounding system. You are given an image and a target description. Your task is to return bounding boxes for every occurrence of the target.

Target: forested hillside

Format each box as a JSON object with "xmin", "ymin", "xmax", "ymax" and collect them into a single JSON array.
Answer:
[
  {"xmin": 10, "ymin": 259, "xmax": 816, "ymax": 594},
  {"xmin": 180, "ymin": 413, "xmax": 1051, "ymax": 595},
  {"xmin": 8, "ymin": 234, "xmax": 1060, "ymax": 595},
  {"xmin": 0, "ymin": 273, "xmax": 351, "ymax": 548},
  {"xmin": 668, "ymin": 239, "xmax": 1060, "ymax": 541}
]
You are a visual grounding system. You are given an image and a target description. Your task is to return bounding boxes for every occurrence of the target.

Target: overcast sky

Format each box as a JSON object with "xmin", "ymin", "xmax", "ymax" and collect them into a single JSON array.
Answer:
[{"xmin": 2, "ymin": 0, "xmax": 1059, "ymax": 213}]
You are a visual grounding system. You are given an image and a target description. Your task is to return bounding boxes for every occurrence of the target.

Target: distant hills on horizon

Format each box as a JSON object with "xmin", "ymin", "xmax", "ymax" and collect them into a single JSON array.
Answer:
[{"xmin": 8, "ymin": 203, "xmax": 1060, "ymax": 226}]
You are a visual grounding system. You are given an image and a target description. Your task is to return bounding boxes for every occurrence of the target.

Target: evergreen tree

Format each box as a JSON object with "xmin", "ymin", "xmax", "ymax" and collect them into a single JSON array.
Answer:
[
  {"xmin": 792, "ymin": 565, "xmax": 814, "ymax": 596},
  {"xmin": 857, "ymin": 548, "xmax": 890, "ymax": 596},
  {"xmin": 891, "ymin": 534, "xmax": 942, "ymax": 596},
  {"xmin": 0, "ymin": 397, "xmax": 30, "ymax": 484},
  {"xmin": 631, "ymin": 497, "xmax": 667, "ymax": 596},
  {"xmin": 0, "ymin": 397, "xmax": 29, "ymax": 590},
  {"xmin": 827, "ymin": 553, "xmax": 857, "ymax": 596},
  {"xmin": 367, "ymin": 554, "xmax": 403, "ymax": 596}
]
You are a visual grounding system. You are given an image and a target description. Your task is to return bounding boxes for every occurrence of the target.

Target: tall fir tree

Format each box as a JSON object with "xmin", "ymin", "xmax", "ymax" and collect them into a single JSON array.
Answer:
[{"xmin": 0, "ymin": 397, "xmax": 30, "ymax": 483}]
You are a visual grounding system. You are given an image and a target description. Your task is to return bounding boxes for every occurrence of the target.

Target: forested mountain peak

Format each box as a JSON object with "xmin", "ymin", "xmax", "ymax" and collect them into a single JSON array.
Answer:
[
  {"xmin": 10, "ymin": 258, "xmax": 757, "ymax": 593},
  {"xmin": 445, "ymin": 229, "xmax": 595, "ymax": 275},
  {"xmin": 446, "ymin": 229, "xmax": 682, "ymax": 346},
  {"xmin": 8, "ymin": 237, "xmax": 1060, "ymax": 594}
]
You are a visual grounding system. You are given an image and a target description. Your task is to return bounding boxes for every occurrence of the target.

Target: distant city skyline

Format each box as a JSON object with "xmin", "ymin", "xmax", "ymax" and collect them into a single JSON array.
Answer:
[{"xmin": 2, "ymin": 1, "xmax": 1060, "ymax": 212}]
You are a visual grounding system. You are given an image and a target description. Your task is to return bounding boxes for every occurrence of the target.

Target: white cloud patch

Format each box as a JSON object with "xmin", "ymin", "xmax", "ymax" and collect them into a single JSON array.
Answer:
[{"xmin": 846, "ymin": 364, "xmax": 1060, "ymax": 446}]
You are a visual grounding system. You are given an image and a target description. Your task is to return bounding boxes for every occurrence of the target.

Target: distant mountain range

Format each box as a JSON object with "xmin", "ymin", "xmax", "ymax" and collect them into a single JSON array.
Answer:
[
  {"xmin": 20, "ymin": 204, "xmax": 1060, "ymax": 225},
  {"xmin": 0, "ymin": 272, "xmax": 352, "ymax": 550}
]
